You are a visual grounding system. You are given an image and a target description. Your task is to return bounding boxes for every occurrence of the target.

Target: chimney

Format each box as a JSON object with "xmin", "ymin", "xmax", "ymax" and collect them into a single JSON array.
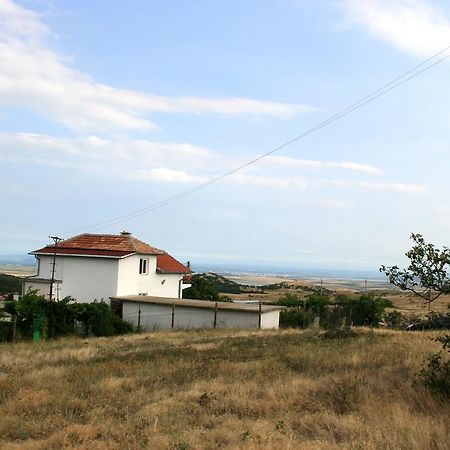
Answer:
[{"xmin": 120, "ymin": 230, "xmax": 131, "ymax": 236}]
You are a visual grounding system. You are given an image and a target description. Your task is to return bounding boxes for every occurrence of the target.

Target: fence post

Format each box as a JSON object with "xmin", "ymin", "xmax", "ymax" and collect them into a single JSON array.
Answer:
[
  {"xmin": 137, "ymin": 305, "xmax": 141, "ymax": 332},
  {"xmin": 258, "ymin": 301, "xmax": 262, "ymax": 329},
  {"xmin": 11, "ymin": 315, "xmax": 17, "ymax": 345},
  {"xmin": 213, "ymin": 302, "xmax": 218, "ymax": 328},
  {"xmin": 171, "ymin": 303, "xmax": 175, "ymax": 329}
]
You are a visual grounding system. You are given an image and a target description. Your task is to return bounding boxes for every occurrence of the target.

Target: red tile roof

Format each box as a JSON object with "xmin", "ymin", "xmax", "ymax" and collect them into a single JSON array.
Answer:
[
  {"xmin": 156, "ymin": 253, "xmax": 191, "ymax": 274},
  {"xmin": 32, "ymin": 233, "xmax": 164, "ymax": 258}
]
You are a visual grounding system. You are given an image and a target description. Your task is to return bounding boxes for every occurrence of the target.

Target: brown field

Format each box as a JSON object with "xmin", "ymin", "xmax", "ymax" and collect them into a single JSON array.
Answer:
[
  {"xmin": 0, "ymin": 328, "xmax": 449, "ymax": 449},
  {"xmin": 0, "ymin": 264, "xmax": 36, "ymax": 278}
]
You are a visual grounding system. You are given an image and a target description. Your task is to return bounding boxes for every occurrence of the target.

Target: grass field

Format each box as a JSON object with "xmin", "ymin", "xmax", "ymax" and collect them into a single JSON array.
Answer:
[{"xmin": 0, "ymin": 328, "xmax": 449, "ymax": 449}]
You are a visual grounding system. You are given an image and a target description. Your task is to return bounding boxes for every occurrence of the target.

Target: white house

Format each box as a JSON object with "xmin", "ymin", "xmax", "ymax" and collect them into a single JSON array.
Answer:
[{"xmin": 24, "ymin": 232, "xmax": 192, "ymax": 303}]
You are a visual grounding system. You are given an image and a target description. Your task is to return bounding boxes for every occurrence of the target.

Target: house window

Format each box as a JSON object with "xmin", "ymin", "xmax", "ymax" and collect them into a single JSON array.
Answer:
[{"xmin": 139, "ymin": 258, "xmax": 149, "ymax": 275}]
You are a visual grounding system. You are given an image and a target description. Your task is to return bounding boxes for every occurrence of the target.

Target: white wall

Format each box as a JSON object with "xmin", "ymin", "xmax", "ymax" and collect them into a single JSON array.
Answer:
[
  {"xmin": 117, "ymin": 255, "xmax": 186, "ymax": 298},
  {"xmin": 260, "ymin": 310, "xmax": 280, "ymax": 329},
  {"xmin": 33, "ymin": 255, "xmax": 119, "ymax": 303},
  {"xmin": 24, "ymin": 280, "xmax": 53, "ymax": 299},
  {"xmin": 122, "ymin": 301, "xmax": 280, "ymax": 330},
  {"xmin": 29, "ymin": 253, "xmax": 190, "ymax": 303}
]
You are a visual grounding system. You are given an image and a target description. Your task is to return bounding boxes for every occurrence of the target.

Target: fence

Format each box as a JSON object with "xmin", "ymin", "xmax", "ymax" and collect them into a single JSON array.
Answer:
[{"xmin": 279, "ymin": 300, "xmax": 382, "ymax": 329}]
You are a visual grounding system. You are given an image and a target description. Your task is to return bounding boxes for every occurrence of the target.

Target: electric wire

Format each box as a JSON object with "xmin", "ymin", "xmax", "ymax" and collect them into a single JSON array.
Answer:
[{"xmin": 60, "ymin": 46, "xmax": 450, "ymax": 236}]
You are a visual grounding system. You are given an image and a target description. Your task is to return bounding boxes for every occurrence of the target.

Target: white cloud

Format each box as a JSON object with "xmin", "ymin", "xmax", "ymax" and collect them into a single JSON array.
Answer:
[
  {"xmin": 266, "ymin": 155, "xmax": 383, "ymax": 174},
  {"xmin": 0, "ymin": 132, "xmax": 427, "ymax": 194},
  {"xmin": 0, "ymin": 0, "xmax": 318, "ymax": 132},
  {"xmin": 229, "ymin": 173, "xmax": 309, "ymax": 189},
  {"xmin": 357, "ymin": 180, "xmax": 427, "ymax": 193},
  {"xmin": 131, "ymin": 168, "xmax": 207, "ymax": 183},
  {"xmin": 315, "ymin": 198, "xmax": 354, "ymax": 209},
  {"xmin": 341, "ymin": 0, "xmax": 450, "ymax": 57}
]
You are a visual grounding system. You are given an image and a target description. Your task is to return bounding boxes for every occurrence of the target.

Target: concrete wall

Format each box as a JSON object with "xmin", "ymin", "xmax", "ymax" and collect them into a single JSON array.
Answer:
[
  {"xmin": 117, "ymin": 255, "xmax": 187, "ymax": 298},
  {"xmin": 260, "ymin": 310, "xmax": 280, "ymax": 329},
  {"xmin": 122, "ymin": 301, "xmax": 280, "ymax": 330},
  {"xmin": 24, "ymin": 280, "xmax": 54, "ymax": 299},
  {"xmin": 32, "ymin": 255, "xmax": 119, "ymax": 303}
]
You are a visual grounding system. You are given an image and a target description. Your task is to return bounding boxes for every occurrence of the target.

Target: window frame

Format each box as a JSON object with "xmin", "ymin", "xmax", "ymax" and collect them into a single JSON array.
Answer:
[{"xmin": 139, "ymin": 257, "xmax": 149, "ymax": 275}]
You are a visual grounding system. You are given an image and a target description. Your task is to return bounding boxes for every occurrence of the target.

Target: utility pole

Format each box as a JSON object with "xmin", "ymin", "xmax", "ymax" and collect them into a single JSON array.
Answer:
[{"xmin": 48, "ymin": 236, "xmax": 63, "ymax": 302}]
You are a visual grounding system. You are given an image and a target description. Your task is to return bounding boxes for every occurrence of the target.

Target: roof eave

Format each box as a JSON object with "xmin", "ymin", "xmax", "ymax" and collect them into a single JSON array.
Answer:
[
  {"xmin": 31, "ymin": 251, "xmax": 133, "ymax": 259},
  {"xmin": 156, "ymin": 269, "xmax": 190, "ymax": 274}
]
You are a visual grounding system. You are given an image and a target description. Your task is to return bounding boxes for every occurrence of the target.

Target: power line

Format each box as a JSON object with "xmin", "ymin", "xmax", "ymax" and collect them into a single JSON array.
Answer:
[{"xmin": 61, "ymin": 45, "xmax": 450, "ymax": 236}]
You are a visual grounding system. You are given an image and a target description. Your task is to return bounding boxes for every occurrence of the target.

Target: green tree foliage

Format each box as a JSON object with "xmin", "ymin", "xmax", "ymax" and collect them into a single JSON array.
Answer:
[
  {"xmin": 279, "ymin": 292, "xmax": 392, "ymax": 329},
  {"xmin": 334, "ymin": 293, "xmax": 393, "ymax": 327},
  {"xmin": 4, "ymin": 291, "xmax": 132, "ymax": 340},
  {"xmin": 380, "ymin": 233, "xmax": 450, "ymax": 308},
  {"xmin": 420, "ymin": 335, "xmax": 450, "ymax": 397},
  {"xmin": 183, "ymin": 274, "xmax": 220, "ymax": 301},
  {"xmin": 381, "ymin": 234, "xmax": 450, "ymax": 395},
  {"xmin": 279, "ymin": 293, "xmax": 330, "ymax": 328}
]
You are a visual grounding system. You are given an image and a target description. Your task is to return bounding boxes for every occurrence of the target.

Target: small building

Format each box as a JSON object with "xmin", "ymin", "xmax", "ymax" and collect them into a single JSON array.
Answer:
[
  {"xmin": 111, "ymin": 295, "xmax": 284, "ymax": 330},
  {"xmin": 25, "ymin": 232, "xmax": 191, "ymax": 303}
]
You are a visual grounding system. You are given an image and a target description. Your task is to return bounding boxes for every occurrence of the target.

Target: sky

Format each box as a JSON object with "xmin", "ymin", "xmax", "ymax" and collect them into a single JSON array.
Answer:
[{"xmin": 1, "ymin": 0, "xmax": 450, "ymax": 270}]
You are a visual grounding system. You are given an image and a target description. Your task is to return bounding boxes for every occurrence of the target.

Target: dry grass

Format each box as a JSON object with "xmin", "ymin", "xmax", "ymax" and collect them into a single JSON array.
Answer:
[{"xmin": 0, "ymin": 328, "xmax": 449, "ymax": 449}]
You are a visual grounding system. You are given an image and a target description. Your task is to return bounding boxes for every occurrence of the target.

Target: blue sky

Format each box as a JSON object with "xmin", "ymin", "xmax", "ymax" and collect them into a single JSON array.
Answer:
[{"xmin": 1, "ymin": 0, "xmax": 450, "ymax": 270}]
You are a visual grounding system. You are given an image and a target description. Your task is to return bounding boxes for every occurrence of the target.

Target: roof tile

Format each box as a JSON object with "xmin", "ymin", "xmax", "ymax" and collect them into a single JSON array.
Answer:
[
  {"xmin": 156, "ymin": 253, "xmax": 191, "ymax": 274},
  {"xmin": 32, "ymin": 233, "xmax": 164, "ymax": 257}
]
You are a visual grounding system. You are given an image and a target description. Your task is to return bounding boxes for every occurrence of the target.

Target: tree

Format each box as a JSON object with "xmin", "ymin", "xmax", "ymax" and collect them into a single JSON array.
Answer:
[
  {"xmin": 380, "ymin": 233, "xmax": 450, "ymax": 309},
  {"xmin": 182, "ymin": 274, "xmax": 219, "ymax": 301}
]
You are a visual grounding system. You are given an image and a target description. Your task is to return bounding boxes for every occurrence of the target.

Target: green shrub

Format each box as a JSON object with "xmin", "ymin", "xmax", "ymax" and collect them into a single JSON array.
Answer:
[
  {"xmin": 384, "ymin": 310, "xmax": 405, "ymax": 329},
  {"xmin": 334, "ymin": 293, "xmax": 391, "ymax": 327},
  {"xmin": 280, "ymin": 307, "xmax": 316, "ymax": 328},
  {"xmin": 279, "ymin": 293, "xmax": 330, "ymax": 328},
  {"xmin": 420, "ymin": 335, "xmax": 450, "ymax": 397},
  {"xmin": 4, "ymin": 292, "xmax": 133, "ymax": 341},
  {"xmin": 278, "ymin": 293, "xmax": 303, "ymax": 306}
]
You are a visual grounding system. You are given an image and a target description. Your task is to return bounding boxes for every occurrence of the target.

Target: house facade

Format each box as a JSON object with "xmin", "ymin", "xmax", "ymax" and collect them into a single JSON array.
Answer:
[{"xmin": 24, "ymin": 232, "xmax": 191, "ymax": 303}]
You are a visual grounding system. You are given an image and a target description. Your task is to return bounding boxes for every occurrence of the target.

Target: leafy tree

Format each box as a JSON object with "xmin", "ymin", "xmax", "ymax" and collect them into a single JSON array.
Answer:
[
  {"xmin": 337, "ymin": 293, "xmax": 393, "ymax": 327},
  {"xmin": 381, "ymin": 234, "xmax": 450, "ymax": 395},
  {"xmin": 380, "ymin": 233, "xmax": 450, "ymax": 309},
  {"xmin": 183, "ymin": 275, "xmax": 219, "ymax": 301}
]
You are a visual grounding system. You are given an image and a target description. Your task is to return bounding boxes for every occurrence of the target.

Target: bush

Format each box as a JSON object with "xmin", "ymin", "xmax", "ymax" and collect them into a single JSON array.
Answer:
[
  {"xmin": 384, "ymin": 310, "xmax": 406, "ymax": 329},
  {"xmin": 280, "ymin": 307, "xmax": 316, "ymax": 328},
  {"xmin": 406, "ymin": 312, "xmax": 450, "ymax": 330},
  {"xmin": 4, "ymin": 291, "xmax": 133, "ymax": 341},
  {"xmin": 334, "ymin": 293, "xmax": 392, "ymax": 327},
  {"xmin": 420, "ymin": 335, "xmax": 450, "ymax": 397},
  {"xmin": 279, "ymin": 292, "xmax": 392, "ymax": 329},
  {"xmin": 279, "ymin": 293, "xmax": 330, "ymax": 328}
]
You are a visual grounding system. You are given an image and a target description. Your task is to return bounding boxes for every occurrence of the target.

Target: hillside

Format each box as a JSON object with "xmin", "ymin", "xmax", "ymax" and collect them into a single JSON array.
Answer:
[
  {"xmin": 0, "ymin": 328, "xmax": 448, "ymax": 449},
  {"xmin": 0, "ymin": 274, "xmax": 22, "ymax": 295}
]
